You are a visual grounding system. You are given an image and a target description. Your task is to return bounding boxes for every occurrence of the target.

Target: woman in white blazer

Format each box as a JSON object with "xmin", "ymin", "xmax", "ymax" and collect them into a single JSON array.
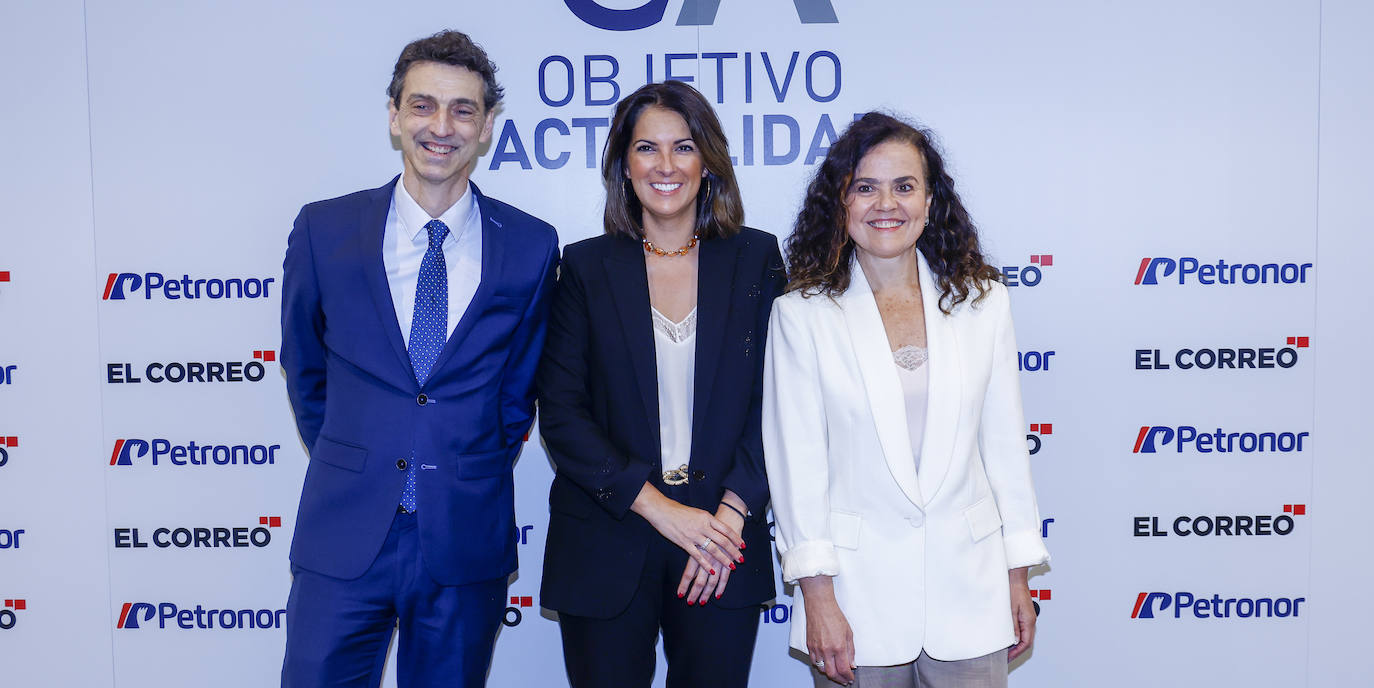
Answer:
[{"xmin": 763, "ymin": 113, "xmax": 1050, "ymax": 687}]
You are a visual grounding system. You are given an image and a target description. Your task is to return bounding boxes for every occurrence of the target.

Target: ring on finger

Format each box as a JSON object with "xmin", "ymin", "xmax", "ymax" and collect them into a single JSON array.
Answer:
[
  {"xmin": 698, "ymin": 538, "xmax": 712, "ymax": 550},
  {"xmin": 814, "ymin": 659, "xmax": 826, "ymax": 669}
]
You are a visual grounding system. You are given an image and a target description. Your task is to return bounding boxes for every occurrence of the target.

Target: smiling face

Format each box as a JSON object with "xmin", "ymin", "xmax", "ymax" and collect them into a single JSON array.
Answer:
[
  {"xmin": 625, "ymin": 106, "xmax": 706, "ymax": 232},
  {"xmin": 844, "ymin": 140, "xmax": 933, "ymax": 261},
  {"xmin": 388, "ymin": 61, "xmax": 495, "ymax": 201}
]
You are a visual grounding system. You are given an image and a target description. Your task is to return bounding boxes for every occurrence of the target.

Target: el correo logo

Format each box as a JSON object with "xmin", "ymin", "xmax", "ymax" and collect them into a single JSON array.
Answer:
[{"xmin": 565, "ymin": 0, "xmax": 837, "ymax": 31}]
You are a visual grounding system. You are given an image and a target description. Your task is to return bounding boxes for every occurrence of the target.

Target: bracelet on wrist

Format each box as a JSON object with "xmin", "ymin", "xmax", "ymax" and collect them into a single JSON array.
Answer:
[{"xmin": 720, "ymin": 501, "xmax": 748, "ymax": 520}]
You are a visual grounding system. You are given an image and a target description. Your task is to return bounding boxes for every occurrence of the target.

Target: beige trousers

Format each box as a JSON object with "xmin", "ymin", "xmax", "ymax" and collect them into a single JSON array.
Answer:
[{"xmin": 812, "ymin": 649, "xmax": 1008, "ymax": 688}]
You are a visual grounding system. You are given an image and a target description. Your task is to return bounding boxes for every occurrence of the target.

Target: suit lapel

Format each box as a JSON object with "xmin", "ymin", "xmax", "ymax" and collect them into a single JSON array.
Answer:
[
  {"xmin": 604, "ymin": 237, "xmax": 661, "ymax": 454},
  {"xmin": 359, "ymin": 176, "xmax": 414, "ymax": 382},
  {"xmin": 840, "ymin": 264, "xmax": 925, "ymax": 509},
  {"xmin": 915, "ymin": 253, "xmax": 962, "ymax": 504},
  {"xmin": 688, "ymin": 236, "xmax": 739, "ymax": 465},
  {"xmin": 429, "ymin": 182, "xmax": 504, "ymax": 378}
]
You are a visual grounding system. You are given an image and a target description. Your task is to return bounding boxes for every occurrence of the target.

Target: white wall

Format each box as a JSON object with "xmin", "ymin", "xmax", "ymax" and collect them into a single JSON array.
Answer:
[
  {"xmin": 1307, "ymin": 0, "xmax": 1374, "ymax": 684},
  {"xmin": 0, "ymin": 1, "xmax": 113, "ymax": 685}
]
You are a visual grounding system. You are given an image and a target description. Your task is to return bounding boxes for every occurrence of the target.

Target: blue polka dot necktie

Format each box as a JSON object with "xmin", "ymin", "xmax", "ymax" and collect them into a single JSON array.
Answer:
[{"xmin": 401, "ymin": 219, "xmax": 449, "ymax": 513}]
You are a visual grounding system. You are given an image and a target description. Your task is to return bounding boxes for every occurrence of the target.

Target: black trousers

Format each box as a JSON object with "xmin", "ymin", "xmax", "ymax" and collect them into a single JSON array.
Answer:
[{"xmin": 556, "ymin": 532, "xmax": 762, "ymax": 688}]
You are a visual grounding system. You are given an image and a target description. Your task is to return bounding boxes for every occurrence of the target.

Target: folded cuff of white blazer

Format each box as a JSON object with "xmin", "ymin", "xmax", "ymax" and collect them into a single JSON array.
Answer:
[
  {"xmin": 780, "ymin": 540, "xmax": 840, "ymax": 583},
  {"xmin": 1003, "ymin": 531, "xmax": 1050, "ymax": 569}
]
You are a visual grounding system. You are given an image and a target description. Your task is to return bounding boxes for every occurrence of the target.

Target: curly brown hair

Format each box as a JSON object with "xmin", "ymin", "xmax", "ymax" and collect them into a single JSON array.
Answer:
[{"xmin": 785, "ymin": 112, "xmax": 1001, "ymax": 313}]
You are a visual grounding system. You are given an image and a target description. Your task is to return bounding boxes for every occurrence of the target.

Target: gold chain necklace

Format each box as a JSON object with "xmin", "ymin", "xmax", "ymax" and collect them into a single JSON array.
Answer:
[{"xmin": 642, "ymin": 234, "xmax": 699, "ymax": 257}]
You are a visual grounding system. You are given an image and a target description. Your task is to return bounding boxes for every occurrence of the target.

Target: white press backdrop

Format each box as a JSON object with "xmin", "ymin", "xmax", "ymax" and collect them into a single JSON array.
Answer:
[{"xmin": 2, "ymin": 1, "xmax": 1372, "ymax": 686}]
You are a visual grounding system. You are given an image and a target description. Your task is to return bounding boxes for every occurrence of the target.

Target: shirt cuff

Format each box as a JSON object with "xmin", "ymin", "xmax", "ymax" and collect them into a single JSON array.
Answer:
[
  {"xmin": 780, "ymin": 540, "xmax": 841, "ymax": 583},
  {"xmin": 1003, "ymin": 531, "xmax": 1050, "ymax": 569}
]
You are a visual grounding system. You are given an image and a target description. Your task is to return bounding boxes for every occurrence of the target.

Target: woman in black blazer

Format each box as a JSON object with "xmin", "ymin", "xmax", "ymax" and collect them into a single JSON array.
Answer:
[{"xmin": 537, "ymin": 80, "xmax": 785, "ymax": 687}]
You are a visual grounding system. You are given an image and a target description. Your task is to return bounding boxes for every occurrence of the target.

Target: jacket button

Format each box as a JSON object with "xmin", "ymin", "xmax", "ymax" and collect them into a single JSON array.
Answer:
[
  {"xmin": 396, "ymin": 458, "xmax": 407, "ymax": 470},
  {"xmin": 908, "ymin": 513, "xmax": 925, "ymax": 528},
  {"xmin": 691, "ymin": 469, "xmax": 706, "ymax": 482},
  {"xmin": 416, "ymin": 393, "xmax": 428, "ymax": 406}
]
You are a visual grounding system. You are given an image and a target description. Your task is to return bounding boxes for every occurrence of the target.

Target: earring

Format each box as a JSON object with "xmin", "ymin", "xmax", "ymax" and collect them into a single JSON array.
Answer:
[
  {"xmin": 704, "ymin": 177, "xmax": 712, "ymax": 199},
  {"xmin": 924, "ymin": 217, "xmax": 930, "ymax": 227}
]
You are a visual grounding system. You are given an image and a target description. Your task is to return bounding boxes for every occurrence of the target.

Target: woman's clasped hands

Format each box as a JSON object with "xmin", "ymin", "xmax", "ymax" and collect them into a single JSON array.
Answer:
[{"xmin": 632, "ymin": 483, "xmax": 747, "ymax": 606}]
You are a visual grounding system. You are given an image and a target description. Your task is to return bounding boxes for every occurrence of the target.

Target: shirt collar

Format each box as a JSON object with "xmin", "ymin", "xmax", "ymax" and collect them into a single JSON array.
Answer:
[{"xmin": 393, "ymin": 175, "xmax": 478, "ymax": 243}]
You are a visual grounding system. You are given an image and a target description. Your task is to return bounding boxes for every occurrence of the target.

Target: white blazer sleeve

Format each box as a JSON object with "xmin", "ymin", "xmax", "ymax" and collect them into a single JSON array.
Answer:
[
  {"xmin": 977, "ymin": 287, "xmax": 1051, "ymax": 569},
  {"xmin": 763, "ymin": 296, "xmax": 840, "ymax": 582}
]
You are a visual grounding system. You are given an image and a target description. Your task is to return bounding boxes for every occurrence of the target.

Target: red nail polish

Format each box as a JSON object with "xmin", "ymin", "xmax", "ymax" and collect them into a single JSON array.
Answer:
[
  {"xmin": 729, "ymin": 562, "xmax": 736, "ymax": 570},
  {"xmin": 716, "ymin": 593, "xmax": 722, "ymax": 599},
  {"xmin": 740, "ymin": 542, "xmax": 747, "ymax": 549},
  {"xmin": 677, "ymin": 592, "xmax": 685, "ymax": 598},
  {"xmin": 687, "ymin": 599, "xmax": 695, "ymax": 606},
  {"xmin": 710, "ymin": 569, "xmax": 716, "ymax": 575},
  {"xmin": 738, "ymin": 555, "xmax": 745, "ymax": 563}
]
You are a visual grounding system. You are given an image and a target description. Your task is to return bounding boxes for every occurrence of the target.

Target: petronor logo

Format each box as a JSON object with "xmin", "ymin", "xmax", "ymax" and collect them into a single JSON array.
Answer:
[
  {"xmin": 1131, "ymin": 591, "xmax": 1304, "ymax": 620},
  {"xmin": 116, "ymin": 601, "xmax": 285, "ymax": 630}
]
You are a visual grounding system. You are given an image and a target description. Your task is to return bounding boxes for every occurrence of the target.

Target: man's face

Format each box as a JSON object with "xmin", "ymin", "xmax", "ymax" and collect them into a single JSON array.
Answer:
[{"xmin": 388, "ymin": 61, "xmax": 495, "ymax": 194}]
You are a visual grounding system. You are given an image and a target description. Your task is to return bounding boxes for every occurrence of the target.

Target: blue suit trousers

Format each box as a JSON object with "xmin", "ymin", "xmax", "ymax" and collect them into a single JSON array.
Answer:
[{"xmin": 282, "ymin": 511, "xmax": 506, "ymax": 687}]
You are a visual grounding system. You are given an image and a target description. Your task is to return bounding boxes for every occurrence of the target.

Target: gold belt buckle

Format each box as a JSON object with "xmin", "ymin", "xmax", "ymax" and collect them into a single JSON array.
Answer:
[{"xmin": 662, "ymin": 464, "xmax": 689, "ymax": 486}]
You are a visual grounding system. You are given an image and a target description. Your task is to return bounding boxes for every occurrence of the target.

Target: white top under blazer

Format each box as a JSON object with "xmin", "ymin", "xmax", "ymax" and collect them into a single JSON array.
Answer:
[
  {"xmin": 894, "ymin": 346, "xmax": 929, "ymax": 470},
  {"xmin": 653, "ymin": 307, "xmax": 697, "ymax": 474},
  {"xmin": 763, "ymin": 255, "xmax": 1050, "ymax": 665}
]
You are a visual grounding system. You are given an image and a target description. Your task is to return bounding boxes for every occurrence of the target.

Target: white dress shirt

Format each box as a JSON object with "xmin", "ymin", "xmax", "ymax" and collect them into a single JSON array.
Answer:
[
  {"xmin": 383, "ymin": 176, "xmax": 484, "ymax": 347},
  {"xmin": 652, "ymin": 306, "xmax": 697, "ymax": 474}
]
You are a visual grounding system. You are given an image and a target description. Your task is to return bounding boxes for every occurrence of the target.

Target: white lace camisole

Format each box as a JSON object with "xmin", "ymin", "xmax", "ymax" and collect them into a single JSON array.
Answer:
[
  {"xmin": 653, "ymin": 306, "xmax": 697, "ymax": 475},
  {"xmin": 893, "ymin": 344, "xmax": 929, "ymax": 469}
]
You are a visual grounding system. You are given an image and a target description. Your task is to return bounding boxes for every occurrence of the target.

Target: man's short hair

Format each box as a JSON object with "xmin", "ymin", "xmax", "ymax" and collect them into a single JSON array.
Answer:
[{"xmin": 387, "ymin": 30, "xmax": 504, "ymax": 111}]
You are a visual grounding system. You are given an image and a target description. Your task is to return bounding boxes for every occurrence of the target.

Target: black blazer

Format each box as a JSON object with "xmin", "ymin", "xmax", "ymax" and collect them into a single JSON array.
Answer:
[{"xmin": 538, "ymin": 228, "xmax": 785, "ymax": 617}]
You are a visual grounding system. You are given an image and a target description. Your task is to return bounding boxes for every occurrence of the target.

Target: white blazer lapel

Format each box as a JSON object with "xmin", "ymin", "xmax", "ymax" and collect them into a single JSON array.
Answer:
[
  {"xmin": 840, "ymin": 264, "xmax": 925, "ymax": 510},
  {"xmin": 915, "ymin": 253, "xmax": 962, "ymax": 503}
]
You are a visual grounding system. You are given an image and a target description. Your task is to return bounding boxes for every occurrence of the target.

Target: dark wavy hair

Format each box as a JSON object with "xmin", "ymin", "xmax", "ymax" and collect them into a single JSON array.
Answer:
[
  {"xmin": 387, "ymin": 30, "xmax": 504, "ymax": 111},
  {"xmin": 785, "ymin": 112, "xmax": 1001, "ymax": 313},
  {"xmin": 601, "ymin": 81, "xmax": 743, "ymax": 240}
]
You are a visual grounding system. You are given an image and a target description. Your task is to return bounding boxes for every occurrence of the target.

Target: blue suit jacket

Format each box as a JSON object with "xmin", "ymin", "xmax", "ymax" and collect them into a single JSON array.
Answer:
[{"xmin": 281, "ymin": 177, "xmax": 558, "ymax": 585}]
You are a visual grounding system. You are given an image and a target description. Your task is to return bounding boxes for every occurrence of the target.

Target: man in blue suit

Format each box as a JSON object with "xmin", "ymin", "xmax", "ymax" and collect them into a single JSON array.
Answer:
[{"xmin": 280, "ymin": 30, "xmax": 558, "ymax": 688}]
